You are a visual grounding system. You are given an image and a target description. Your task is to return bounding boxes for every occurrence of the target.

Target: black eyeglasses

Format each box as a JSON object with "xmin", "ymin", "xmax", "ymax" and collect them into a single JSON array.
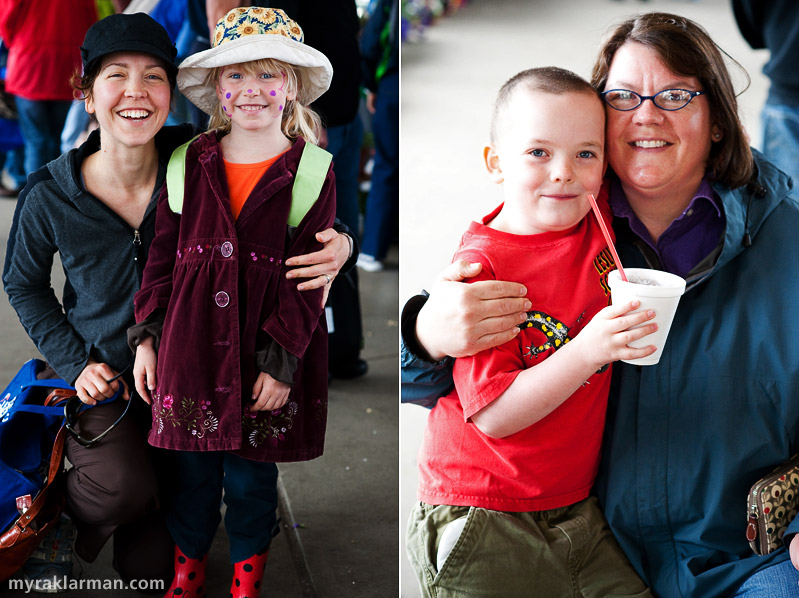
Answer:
[
  {"xmin": 601, "ymin": 89, "xmax": 705, "ymax": 111},
  {"xmin": 64, "ymin": 368, "xmax": 131, "ymax": 448}
]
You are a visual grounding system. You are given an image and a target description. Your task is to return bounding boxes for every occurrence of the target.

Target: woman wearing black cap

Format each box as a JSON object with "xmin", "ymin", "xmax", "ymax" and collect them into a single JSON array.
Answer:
[{"xmin": 2, "ymin": 11, "xmax": 356, "ymax": 588}]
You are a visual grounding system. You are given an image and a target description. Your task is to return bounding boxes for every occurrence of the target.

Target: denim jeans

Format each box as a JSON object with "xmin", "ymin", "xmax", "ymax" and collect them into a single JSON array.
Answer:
[
  {"xmin": 325, "ymin": 115, "xmax": 366, "ymax": 368},
  {"xmin": 60, "ymin": 100, "xmax": 91, "ymax": 154},
  {"xmin": 761, "ymin": 103, "xmax": 799, "ymax": 186},
  {"xmin": 326, "ymin": 115, "xmax": 364, "ymax": 232},
  {"xmin": 729, "ymin": 559, "xmax": 799, "ymax": 597},
  {"xmin": 361, "ymin": 71, "xmax": 398, "ymax": 261},
  {"xmin": 166, "ymin": 451, "xmax": 279, "ymax": 563},
  {"xmin": 14, "ymin": 97, "xmax": 71, "ymax": 176},
  {"xmin": 1, "ymin": 146, "xmax": 25, "ymax": 189}
]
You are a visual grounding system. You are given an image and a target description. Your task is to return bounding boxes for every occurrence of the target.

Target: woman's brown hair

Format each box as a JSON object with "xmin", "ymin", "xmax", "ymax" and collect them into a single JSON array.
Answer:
[{"xmin": 591, "ymin": 12, "xmax": 754, "ymax": 189}]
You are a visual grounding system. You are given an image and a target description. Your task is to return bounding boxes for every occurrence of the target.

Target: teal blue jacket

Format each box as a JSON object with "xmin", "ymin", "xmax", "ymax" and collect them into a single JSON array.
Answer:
[{"xmin": 401, "ymin": 149, "xmax": 799, "ymax": 597}]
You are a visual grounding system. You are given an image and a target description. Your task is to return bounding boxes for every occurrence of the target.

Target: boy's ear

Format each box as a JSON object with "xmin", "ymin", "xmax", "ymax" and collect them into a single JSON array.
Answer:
[{"xmin": 483, "ymin": 145, "xmax": 503, "ymax": 184}]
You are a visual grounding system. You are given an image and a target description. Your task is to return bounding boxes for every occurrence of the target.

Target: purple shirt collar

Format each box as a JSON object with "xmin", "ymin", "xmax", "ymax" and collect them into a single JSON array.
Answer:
[{"xmin": 608, "ymin": 176, "xmax": 725, "ymax": 279}]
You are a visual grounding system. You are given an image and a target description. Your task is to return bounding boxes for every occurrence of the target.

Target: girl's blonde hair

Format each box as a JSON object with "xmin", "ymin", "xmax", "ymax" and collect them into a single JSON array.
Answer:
[{"xmin": 207, "ymin": 58, "xmax": 321, "ymax": 144}]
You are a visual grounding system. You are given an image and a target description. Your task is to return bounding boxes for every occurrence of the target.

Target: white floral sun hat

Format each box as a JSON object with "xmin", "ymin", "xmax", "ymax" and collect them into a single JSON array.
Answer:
[{"xmin": 177, "ymin": 7, "xmax": 333, "ymax": 114}]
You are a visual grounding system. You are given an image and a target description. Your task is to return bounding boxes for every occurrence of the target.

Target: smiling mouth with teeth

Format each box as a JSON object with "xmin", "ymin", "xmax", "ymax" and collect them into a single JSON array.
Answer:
[
  {"xmin": 633, "ymin": 140, "xmax": 668, "ymax": 148},
  {"xmin": 119, "ymin": 110, "xmax": 150, "ymax": 120}
]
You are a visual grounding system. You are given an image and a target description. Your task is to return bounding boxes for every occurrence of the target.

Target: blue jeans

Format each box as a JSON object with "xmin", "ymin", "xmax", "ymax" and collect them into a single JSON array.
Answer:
[
  {"xmin": 14, "ymin": 97, "xmax": 71, "ymax": 176},
  {"xmin": 326, "ymin": 114, "xmax": 364, "ymax": 231},
  {"xmin": 761, "ymin": 102, "xmax": 799, "ymax": 186},
  {"xmin": 729, "ymin": 559, "xmax": 799, "ymax": 597},
  {"xmin": 1, "ymin": 146, "xmax": 25, "ymax": 189},
  {"xmin": 361, "ymin": 72, "xmax": 399, "ymax": 261},
  {"xmin": 60, "ymin": 100, "xmax": 91, "ymax": 154},
  {"xmin": 166, "ymin": 452, "xmax": 279, "ymax": 563}
]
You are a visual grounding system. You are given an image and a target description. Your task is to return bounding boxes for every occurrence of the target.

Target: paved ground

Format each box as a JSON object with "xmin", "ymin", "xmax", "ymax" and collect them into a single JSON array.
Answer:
[
  {"xmin": 400, "ymin": 0, "xmax": 768, "ymax": 595},
  {"xmin": 0, "ymin": 192, "xmax": 399, "ymax": 597}
]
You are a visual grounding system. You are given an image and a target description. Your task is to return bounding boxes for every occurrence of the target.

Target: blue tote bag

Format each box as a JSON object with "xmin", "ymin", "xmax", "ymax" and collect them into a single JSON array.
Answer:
[{"xmin": 0, "ymin": 359, "xmax": 73, "ymax": 533}]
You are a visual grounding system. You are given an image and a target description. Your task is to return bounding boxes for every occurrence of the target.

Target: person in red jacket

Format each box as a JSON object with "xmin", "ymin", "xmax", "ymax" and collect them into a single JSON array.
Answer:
[{"xmin": 0, "ymin": 0, "xmax": 97, "ymax": 177}]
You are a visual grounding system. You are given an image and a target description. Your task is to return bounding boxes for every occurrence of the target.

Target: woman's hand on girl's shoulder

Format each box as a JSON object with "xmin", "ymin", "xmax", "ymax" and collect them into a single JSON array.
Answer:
[{"xmin": 285, "ymin": 228, "xmax": 349, "ymax": 306}]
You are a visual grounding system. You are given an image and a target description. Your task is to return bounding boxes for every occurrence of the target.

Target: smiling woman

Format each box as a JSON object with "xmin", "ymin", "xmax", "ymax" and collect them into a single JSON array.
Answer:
[{"xmin": 3, "ymin": 13, "xmax": 184, "ymax": 585}]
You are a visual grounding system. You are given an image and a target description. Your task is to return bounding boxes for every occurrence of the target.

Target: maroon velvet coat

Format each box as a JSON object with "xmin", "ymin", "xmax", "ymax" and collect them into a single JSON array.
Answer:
[{"xmin": 134, "ymin": 133, "xmax": 334, "ymax": 462}]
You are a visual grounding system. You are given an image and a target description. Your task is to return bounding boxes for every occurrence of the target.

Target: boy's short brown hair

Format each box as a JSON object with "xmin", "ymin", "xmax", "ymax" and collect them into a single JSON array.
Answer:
[{"xmin": 490, "ymin": 67, "xmax": 600, "ymax": 145}]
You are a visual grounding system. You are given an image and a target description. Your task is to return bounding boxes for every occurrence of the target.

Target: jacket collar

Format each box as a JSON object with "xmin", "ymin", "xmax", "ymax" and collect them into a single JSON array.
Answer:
[
  {"xmin": 712, "ymin": 148, "xmax": 794, "ymax": 272},
  {"xmin": 192, "ymin": 129, "xmax": 307, "ymax": 169},
  {"xmin": 53, "ymin": 124, "xmax": 195, "ymax": 209},
  {"xmin": 613, "ymin": 149, "xmax": 795, "ymax": 291}
]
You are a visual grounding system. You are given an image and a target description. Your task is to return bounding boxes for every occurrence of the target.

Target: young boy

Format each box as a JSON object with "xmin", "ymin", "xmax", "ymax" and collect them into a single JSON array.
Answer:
[{"xmin": 406, "ymin": 67, "xmax": 658, "ymax": 597}]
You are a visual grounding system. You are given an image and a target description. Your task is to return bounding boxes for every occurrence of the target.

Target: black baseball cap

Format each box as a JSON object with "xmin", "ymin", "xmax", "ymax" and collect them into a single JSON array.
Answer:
[{"xmin": 80, "ymin": 12, "xmax": 178, "ymax": 80}]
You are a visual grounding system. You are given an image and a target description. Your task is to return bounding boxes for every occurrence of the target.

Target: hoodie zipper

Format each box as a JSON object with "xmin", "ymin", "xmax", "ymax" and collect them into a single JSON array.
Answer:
[{"xmin": 133, "ymin": 229, "xmax": 142, "ymax": 262}]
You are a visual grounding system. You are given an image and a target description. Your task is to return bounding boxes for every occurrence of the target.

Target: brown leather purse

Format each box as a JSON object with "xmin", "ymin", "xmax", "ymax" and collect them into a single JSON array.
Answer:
[{"xmin": 0, "ymin": 390, "xmax": 72, "ymax": 582}]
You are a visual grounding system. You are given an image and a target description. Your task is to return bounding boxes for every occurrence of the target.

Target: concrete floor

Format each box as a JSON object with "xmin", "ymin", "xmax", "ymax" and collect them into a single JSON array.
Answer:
[
  {"xmin": 399, "ymin": 0, "xmax": 769, "ymax": 595},
  {"xmin": 0, "ymin": 197, "xmax": 399, "ymax": 596}
]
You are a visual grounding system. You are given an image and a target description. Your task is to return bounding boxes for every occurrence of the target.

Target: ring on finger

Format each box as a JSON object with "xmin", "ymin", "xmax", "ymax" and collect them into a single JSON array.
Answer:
[{"xmin": 324, "ymin": 274, "xmax": 332, "ymax": 285}]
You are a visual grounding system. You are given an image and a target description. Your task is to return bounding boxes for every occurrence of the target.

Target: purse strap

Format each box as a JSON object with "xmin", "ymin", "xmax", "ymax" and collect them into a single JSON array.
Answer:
[
  {"xmin": 13, "ymin": 380, "xmax": 76, "ymax": 417},
  {"xmin": 12, "ymin": 425, "xmax": 66, "ymax": 533}
]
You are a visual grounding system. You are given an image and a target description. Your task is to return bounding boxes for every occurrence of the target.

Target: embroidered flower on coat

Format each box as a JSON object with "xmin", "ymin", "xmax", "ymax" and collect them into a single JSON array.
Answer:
[
  {"xmin": 154, "ymin": 391, "xmax": 218, "ymax": 439},
  {"xmin": 243, "ymin": 401, "xmax": 298, "ymax": 447}
]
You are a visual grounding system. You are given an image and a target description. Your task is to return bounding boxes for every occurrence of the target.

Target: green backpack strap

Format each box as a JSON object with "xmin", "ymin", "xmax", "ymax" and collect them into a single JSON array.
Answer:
[
  {"xmin": 289, "ymin": 142, "xmax": 332, "ymax": 227},
  {"xmin": 166, "ymin": 140, "xmax": 331, "ymax": 225},
  {"xmin": 166, "ymin": 138, "xmax": 195, "ymax": 214}
]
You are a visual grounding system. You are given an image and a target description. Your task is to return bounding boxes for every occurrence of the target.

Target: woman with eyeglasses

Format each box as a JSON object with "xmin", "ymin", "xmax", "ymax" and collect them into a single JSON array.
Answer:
[
  {"xmin": 3, "ymin": 12, "xmax": 356, "ymax": 588},
  {"xmin": 402, "ymin": 12, "xmax": 799, "ymax": 598}
]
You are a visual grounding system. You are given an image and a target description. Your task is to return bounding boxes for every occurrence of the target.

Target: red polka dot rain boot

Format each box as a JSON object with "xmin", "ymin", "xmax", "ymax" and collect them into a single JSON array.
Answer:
[
  {"xmin": 163, "ymin": 545, "xmax": 207, "ymax": 597},
  {"xmin": 230, "ymin": 550, "xmax": 269, "ymax": 598}
]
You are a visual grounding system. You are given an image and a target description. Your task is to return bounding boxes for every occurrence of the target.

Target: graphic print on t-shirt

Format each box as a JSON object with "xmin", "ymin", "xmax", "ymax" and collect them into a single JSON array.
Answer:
[
  {"xmin": 517, "ymin": 309, "xmax": 584, "ymax": 360},
  {"xmin": 517, "ymin": 247, "xmax": 615, "ymax": 363}
]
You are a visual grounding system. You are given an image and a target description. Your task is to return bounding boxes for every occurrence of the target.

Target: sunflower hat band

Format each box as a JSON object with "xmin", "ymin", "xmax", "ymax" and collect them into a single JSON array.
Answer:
[{"xmin": 177, "ymin": 7, "xmax": 333, "ymax": 115}]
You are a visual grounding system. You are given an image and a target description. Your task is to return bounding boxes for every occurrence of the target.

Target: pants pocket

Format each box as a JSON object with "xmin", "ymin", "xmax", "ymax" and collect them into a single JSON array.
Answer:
[{"xmin": 436, "ymin": 516, "xmax": 468, "ymax": 572}]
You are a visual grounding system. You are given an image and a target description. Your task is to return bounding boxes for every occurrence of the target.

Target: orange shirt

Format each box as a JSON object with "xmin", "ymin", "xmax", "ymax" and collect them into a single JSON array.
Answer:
[{"xmin": 224, "ymin": 151, "xmax": 287, "ymax": 219}]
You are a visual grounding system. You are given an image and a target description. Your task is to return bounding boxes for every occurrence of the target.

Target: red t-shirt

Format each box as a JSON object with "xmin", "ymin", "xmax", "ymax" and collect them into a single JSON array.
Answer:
[{"xmin": 417, "ymin": 192, "xmax": 617, "ymax": 512}]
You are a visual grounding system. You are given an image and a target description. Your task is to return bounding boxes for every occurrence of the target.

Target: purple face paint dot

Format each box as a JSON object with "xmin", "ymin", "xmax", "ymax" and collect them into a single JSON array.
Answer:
[
  {"xmin": 247, "ymin": 89, "xmax": 253, "ymax": 94},
  {"xmin": 225, "ymin": 92, "xmax": 231, "ymax": 99},
  {"xmin": 223, "ymin": 105, "xmax": 227, "ymax": 112},
  {"xmin": 270, "ymin": 91, "xmax": 276, "ymax": 96},
  {"xmin": 279, "ymin": 105, "xmax": 283, "ymax": 111}
]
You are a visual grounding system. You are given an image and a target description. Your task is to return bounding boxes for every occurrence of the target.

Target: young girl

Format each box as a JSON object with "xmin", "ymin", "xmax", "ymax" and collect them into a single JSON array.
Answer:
[{"xmin": 130, "ymin": 7, "xmax": 335, "ymax": 597}]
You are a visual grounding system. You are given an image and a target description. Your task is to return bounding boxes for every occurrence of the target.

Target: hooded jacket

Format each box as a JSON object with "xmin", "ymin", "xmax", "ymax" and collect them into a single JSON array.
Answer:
[
  {"xmin": 3, "ymin": 124, "xmax": 195, "ymax": 385},
  {"xmin": 596, "ymin": 150, "xmax": 799, "ymax": 597},
  {"xmin": 401, "ymin": 149, "xmax": 799, "ymax": 597}
]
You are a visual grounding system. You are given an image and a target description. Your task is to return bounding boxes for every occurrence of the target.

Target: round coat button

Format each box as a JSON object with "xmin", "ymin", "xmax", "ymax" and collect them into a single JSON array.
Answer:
[
  {"xmin": 215, "ymin": 291, "xmax": 230, "ymax": 308},
  {"xmin": 220, "ymin": 241, "xmax": 233, "ymax": 258}
]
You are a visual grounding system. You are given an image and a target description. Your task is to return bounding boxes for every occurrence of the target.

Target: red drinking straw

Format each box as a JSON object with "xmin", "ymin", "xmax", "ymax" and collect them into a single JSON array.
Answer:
[{"xmin": 588, "ymin": 194, "xmax": 628, "ymax": 282}]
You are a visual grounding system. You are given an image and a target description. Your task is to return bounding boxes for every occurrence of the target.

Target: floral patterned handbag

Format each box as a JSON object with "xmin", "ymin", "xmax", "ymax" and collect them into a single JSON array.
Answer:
[{"xmin": 746, "ymin": 454, "xmax": 799, "ymax": 555}]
